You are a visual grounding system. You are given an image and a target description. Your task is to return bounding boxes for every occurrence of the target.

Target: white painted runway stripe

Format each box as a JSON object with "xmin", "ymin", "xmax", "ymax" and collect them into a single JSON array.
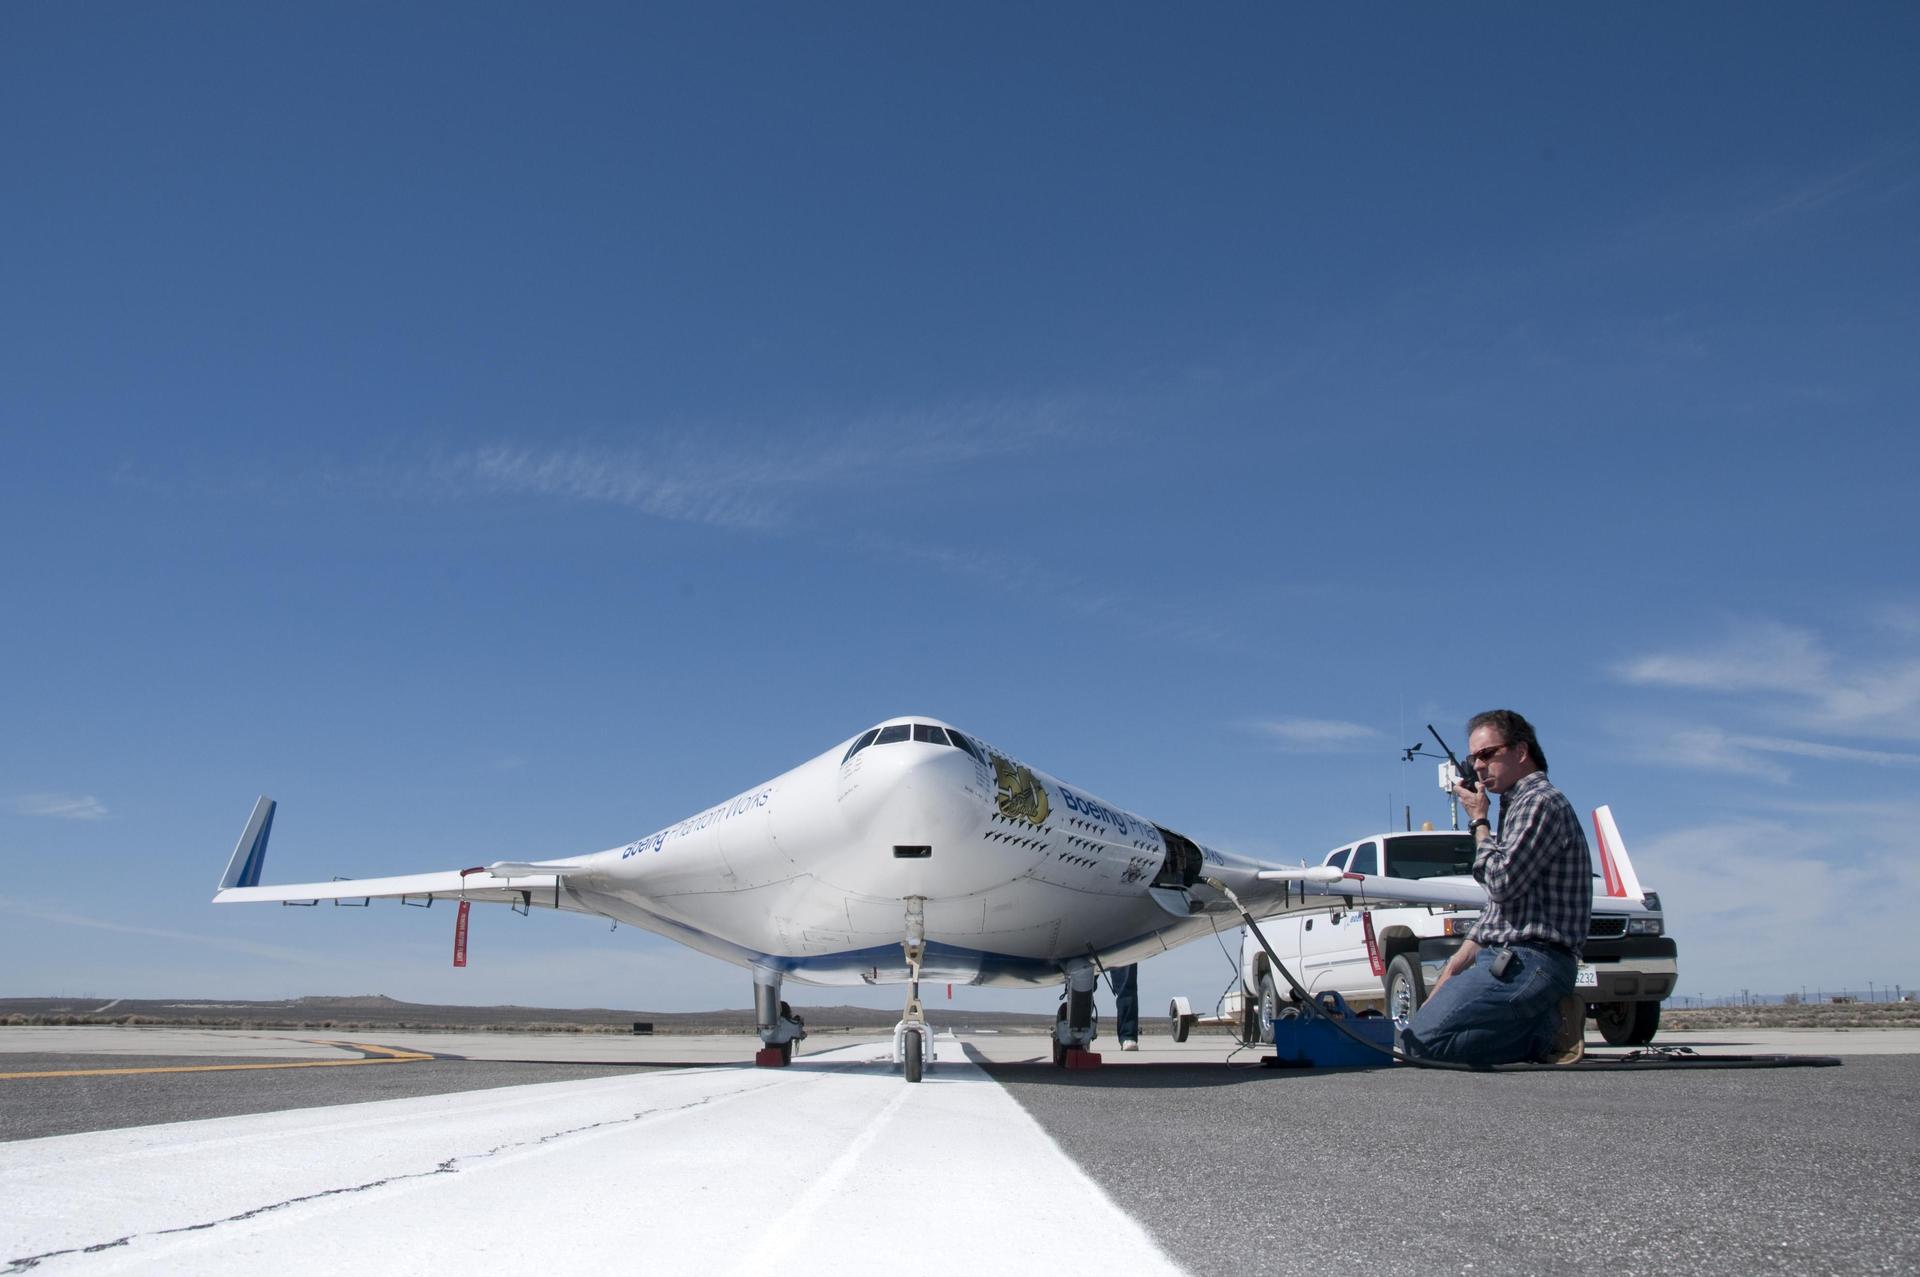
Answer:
[{"xmin": 2, "ymin": 1036, "xmax": 1183, "ymax": 1276}]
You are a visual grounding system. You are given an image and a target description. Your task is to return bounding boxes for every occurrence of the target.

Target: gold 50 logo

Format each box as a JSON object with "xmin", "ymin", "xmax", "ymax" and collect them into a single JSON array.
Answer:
[{"xmin": 991, "ymin": 754, "xmax": 1049, "ymax": 826}]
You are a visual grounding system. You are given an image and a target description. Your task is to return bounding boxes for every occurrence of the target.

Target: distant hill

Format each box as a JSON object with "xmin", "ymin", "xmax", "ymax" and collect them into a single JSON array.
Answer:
[
  {"xmin": 9, "ymin": 996, "xmax": 1916, "ymax": 1035},
  {"xmin": 0, "ymin": 995, "xmax": 1058, "ymax": 1034},
  {"xmin": 1665, "ymin": 1001, "xmax": 1920, "ymax": 1031}
]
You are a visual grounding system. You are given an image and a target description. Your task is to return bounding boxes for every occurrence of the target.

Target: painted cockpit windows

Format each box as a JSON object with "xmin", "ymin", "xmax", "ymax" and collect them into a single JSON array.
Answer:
[{"xmin": 844, "ymin": 723, "xmax": 985, "ymax": 763}]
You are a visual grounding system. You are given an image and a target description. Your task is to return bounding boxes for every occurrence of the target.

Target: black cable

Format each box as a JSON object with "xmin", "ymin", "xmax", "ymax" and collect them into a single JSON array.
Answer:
[
  {"xmin": 1206, "ymin": 877, "xmax": 1482, "ymax": 1071},
  {"xmin": 1206, "ymin": 878, "xmax": 1840, "ymax": 1072}
]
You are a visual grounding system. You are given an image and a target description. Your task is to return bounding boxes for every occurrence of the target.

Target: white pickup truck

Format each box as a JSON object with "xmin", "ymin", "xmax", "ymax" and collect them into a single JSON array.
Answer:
[{"xmin": 1178, "ymin": 826, "xmax": 1678, "ymax": 1046}]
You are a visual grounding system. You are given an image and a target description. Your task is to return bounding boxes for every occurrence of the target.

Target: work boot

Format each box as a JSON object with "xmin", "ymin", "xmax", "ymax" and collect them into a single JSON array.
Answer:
[{"xmin": 1545, "ymin": 993, "xmax": 1585, "ymax": 1064}]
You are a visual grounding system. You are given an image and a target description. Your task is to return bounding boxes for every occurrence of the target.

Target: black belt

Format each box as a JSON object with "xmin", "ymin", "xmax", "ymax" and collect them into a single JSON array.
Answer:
[{"xmin": 1499, "ymin": 938, "xmax": 1577, "ymax": 959}]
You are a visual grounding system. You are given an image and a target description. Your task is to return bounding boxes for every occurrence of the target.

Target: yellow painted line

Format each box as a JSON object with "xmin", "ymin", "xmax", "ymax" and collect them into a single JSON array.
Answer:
[
  {"xmin": 331, "ymin": 1041, "xmax": 437, "ymax": 1061},
  {"xmin": 0, "ymin": 1040, "xmax": 434, "ymax": 1080}
]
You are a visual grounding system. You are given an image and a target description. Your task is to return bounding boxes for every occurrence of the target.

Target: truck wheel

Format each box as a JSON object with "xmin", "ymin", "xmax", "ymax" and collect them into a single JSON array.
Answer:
[
  {"xmin": 1385, "ymin": 954, "xmax": 1426, "ymax": 1030},
  {"xmin": 1596, "ymin": 1000, "xmax": 1660, "ymax": 1046},
  {"xmin": 1257, "ymin": 973, "xmax": 1280, "ymax": 1045}
]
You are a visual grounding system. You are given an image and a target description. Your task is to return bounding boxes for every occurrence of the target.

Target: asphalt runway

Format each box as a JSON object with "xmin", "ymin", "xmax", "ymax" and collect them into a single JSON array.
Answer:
[
  {"xmin": 0, "ymin": 1053, "xmax": 664, "ymax": 1142},
  {"xmin": 3, "ymin": 1027, "xmax": 1915, "ymax": 1275},
  {"xmin": 986, "ymin": 1054, "xmax": 1920, "ymax": 1277}
]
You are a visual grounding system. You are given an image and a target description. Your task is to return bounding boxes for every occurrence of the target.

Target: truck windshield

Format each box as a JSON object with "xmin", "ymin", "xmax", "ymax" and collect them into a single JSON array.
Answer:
[{"xmin": 1388, "ymin": 836, "xmax": 1477, "ymax": 880}]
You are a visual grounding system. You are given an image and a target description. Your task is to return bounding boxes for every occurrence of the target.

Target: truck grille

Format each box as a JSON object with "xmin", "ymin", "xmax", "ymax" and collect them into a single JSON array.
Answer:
[{"xmin": 1588, "ymin": 917, "xmax": 1627, "ymax": 939}]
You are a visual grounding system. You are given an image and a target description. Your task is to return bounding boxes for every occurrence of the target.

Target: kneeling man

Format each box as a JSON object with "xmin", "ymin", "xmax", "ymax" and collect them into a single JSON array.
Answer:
[{"xmin": 1402, "ymin": 709, "xmax": 1588, "ymax": 1066}]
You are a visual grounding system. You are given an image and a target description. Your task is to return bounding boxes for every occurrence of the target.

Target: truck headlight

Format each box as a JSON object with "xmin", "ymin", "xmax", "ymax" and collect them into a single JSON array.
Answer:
[
  {"xmin": 1443, "ymin": 914, "xmax": 1480, "ymax": 937},
  {"xmin": 1627, "ymin": 917, "xmax": 1663, "ymax": 935}
]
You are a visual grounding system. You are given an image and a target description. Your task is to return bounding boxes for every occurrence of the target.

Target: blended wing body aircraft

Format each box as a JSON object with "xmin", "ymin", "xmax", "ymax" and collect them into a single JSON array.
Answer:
[{"xmin": 215, "ymin": 715, "xmax": 1653, "ymax": 1079}]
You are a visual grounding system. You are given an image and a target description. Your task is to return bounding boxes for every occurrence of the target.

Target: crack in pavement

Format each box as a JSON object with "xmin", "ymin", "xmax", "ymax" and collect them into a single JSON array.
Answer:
[{"xmin": 7, "ymin": 1076, "xmax": 793, "ymax": 1272}]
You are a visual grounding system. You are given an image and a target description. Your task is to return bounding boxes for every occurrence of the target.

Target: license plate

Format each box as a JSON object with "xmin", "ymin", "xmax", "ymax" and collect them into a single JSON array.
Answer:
[{"xmin": 1575, "ymin": 964, "xmax": 1598, "ymax": 988}]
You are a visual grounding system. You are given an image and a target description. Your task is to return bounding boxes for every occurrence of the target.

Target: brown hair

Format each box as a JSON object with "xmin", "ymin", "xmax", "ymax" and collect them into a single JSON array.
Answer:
[{"xmin": 1467, "ymin": 709, "xmax": 1547, "ymax": 772}]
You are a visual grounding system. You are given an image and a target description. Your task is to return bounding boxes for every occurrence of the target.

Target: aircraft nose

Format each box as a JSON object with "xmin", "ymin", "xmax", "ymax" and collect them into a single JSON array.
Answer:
[{"xmin": 837, "ymin": 740, "xmax": 985, "ymax": 852}]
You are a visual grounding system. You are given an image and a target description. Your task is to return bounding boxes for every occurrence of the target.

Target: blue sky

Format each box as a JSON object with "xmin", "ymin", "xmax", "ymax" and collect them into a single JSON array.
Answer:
[{"xmin": 4, "ymin": 5, "xmax": 1918, "ymax": 1015}]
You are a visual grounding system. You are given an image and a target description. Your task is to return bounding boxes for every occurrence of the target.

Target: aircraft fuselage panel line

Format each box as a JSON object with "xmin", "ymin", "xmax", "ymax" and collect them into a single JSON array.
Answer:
[{"xmin": 0, "ymin": 1041, "xmax": 1182, "ymax": 1276}]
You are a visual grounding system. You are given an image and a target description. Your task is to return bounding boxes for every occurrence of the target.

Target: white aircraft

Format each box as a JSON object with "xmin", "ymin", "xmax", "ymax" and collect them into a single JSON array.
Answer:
[{"xmin": 215, "ymin": 715, "xmax": 1654, "ymax": 1080}]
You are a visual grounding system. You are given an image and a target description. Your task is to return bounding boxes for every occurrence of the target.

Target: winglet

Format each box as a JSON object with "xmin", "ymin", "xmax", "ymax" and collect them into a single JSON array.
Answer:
[
  {"xmin": 1592, "ymin": 804, "xmax": 1645, "ymax": 900},
  {"xmin": 219, "ymin": 797, "xmax": 277, "ymax": 891}
]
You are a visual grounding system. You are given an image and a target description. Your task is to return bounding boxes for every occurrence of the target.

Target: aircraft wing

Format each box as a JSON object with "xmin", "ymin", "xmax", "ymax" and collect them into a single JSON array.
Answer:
[
  {"xmin": 1282, "ymin": 867, "xmax": 1491, "ymax": 910},
  {"xmin": 1206, "ymin": 802, "xmax": 1659, "ymax": 918},
  {"xmin": 210, "ymin": 797, "xmax": 597, "ymax": 912},
  {"xmin": 1175, "ymin": 860, "xmax": 1489, "ymax": 921}
]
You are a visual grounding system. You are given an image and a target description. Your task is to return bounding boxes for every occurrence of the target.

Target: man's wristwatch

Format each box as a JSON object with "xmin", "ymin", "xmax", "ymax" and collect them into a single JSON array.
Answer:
[{"xmin": 1469, "ymin": 817, "xmax": 1491, "ymax": 834}]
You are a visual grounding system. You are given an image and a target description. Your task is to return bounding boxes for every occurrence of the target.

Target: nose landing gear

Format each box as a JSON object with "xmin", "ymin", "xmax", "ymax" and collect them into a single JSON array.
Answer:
[{"xmin": 892, "ymin": 896, "xmax": 934, "ymax": 1082}]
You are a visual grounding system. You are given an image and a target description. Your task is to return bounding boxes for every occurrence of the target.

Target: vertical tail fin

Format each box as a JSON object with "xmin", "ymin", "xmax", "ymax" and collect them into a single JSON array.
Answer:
[
  {"xmin": 219, "ymin": 797, "xmax": 277, "ymax": 890},
  {"xmin": 1591, "ymin": 804, "xmax": 1645, "ymax": 901}
]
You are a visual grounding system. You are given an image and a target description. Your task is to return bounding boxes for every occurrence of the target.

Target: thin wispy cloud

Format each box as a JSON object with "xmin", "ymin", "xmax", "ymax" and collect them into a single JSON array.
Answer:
[
  {"xmin": 7, "ymin": 793, "xmax": 110, "ymax": 821},
  {"xmin": 851, "ymin": 532, "xmax": 1230, "ymax": 650},
  {"xmin": 1640, "ymin": 725, "xmax": 1920, "ymax": 784},
  {"xmin": 1870, "ymin": 602, "xmax": 1920, "ymax": 639},
  {"xmin": 1630, "ymin": 815, "xmax": 1920, "ymax": 993},
  {"xmin": 111, "ymin": 394, "xmax": 1101, "ymax": 536},
  {"xmin": 431, "ymin": 394, "xmax": 1096, "ymax": 532},
  {"xmin": 1741, "ymin": 157, "xmax": 1885, "ymax": 230},
  {"xmin": 1616, "ymin": 621, "xmax": 1920, "ymax": 739},
  {"xmin": 439, "ymin": 443, "xmax": 788, "ymax": 531},
  {"xmin": 1251, "ymin": 717, "xmax": 1380, "ymax": 751},
  {"xmin": 1616, "ymin": 622, "xmax": 1829, "ymax": 696},
  {"xmin": 0, "ymin": 898, "xmax": 325, "ymax": 964},
  {"xmin": 1639, "ymin": 727, "xmax": 1793, "ymax": 784},
  {"xmin": 1733, "ymin": 734, "xmax": 1920, "ymax": 767}
]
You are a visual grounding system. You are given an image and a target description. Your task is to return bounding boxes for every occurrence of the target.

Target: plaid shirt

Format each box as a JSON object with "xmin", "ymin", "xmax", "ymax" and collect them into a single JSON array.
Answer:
[{"xmin": 1470, "ymin": 770, "xmax": 1591, "ymax": 958}]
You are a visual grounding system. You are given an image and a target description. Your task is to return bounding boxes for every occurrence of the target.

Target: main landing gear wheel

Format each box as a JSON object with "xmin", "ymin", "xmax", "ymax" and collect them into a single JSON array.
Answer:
[
  {"xmin": 780, "ymin": 1001, "xmax": 802, "ymax": 1062},
  {"xmin": 905, "ymin": 1030, "xmax": 923, "ymax": 1083},
  {"xmin": 1596, "ymin": 999, "xmax": 1661, "ymax": 1046},
  {"xmin": 1050, "ymin": 967, "xmax": 1102, "ymax": 1068},
  {"xmin": 752, "ymin": 974, "xmax": 806, "ymax": 1066}
]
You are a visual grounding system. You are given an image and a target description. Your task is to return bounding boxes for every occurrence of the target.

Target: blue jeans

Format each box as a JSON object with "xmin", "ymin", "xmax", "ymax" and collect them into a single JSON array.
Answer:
[
  {"xmin": 1111, "ymin": 964, "xmax": 1139, "ymax": 1042},
  {"xmin": 1401, "ymin": 942, "xmax": 1576, "ymax": 1067}
]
